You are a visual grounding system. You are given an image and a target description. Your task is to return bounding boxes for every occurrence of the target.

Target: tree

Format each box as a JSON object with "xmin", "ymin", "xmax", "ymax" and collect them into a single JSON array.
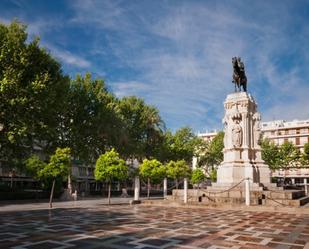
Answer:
[
  {"xmin": 279, "ymin": 141, "xmax": 300, "ymax": 169},
  {"xmin": 261, "ymin": 138, "xmax": 281, "ymax": 170},
  {"xmin": 0, "ymin": 21, "xmax": 70, "ymax": 167},
  {"xmin": 166, "ymin": 160, "xmax": 191, "ymax": 189},
  {"xmin": 94, "ymin": 149, "xmax": 128, "ymax": 204},
  {"xmin": 117, "ymin": 96, "xmax": 165, "ymax": 161},
  {"xmin": 301, "ymin": 142, "xmax": 309, "ymax": 167},
  {"xmin": 44, "ymin": 148, "xmax": 71, "ymax": 208},
  {"xmin": 160, "ymin": 127, "xmax": 202, "ymax": 164},
  {"xmin": 139, "ymin": 159, "xmax": 165, "ymax": 198},
  {"xmin": 191, "ymin": 168, "xmax": 206, "ymax": 189},
  {"xmin": 25, "ymin": 155, "xmax": 46, "ymax": 179},
  {"xmin": 58, "ymin": 73, "xmax": 119, "ymax": 163},
  {"xmin": 25, "ymin": 147, "xmax": 71, "ymax": 208},
  {"xmin": 198, "ymin": 132, "xmax": 224, "ymax": 176}
]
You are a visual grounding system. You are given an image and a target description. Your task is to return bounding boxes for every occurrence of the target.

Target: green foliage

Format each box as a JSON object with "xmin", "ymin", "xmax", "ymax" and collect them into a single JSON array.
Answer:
[
  {"xmin": 117, "ymin": 96, "xmax": 165, "ymax": 160},
  {"xmin": 278, "ymin": 141, "xmax": 300, "ymax": 169},
  {"xmin": 25, "ymin": 147, "xmax": 71, "ymax": 179},
  {"xmin": 59, "ymin": 73, "xmax": 118, "ymax": 163},
  {"xmin": 301, "ymin": 142, "xmax": 309, "ymax": 167},
  {"xmin": 261, "ymin": 138, "xmax": 281, "ymax": 170},
  {"xmin": 95, "ymin": 149, "xmax": 128, "ymax": 183},
  {"xmin": 191, "ymin": 168, "xmax": 206, "ymax": 185},
  {"xmin": 198, "ymin": 132, "xmax": 224, "ymax": 171},
  {"xmin": 262, "ymin": 139, "xmax": 301, "ymax": 169},
  {"xmin": 166, "ymin": 160, "xmax": 191, "ymax": 180},
  {"xmin": 0, "ymin": 21, "xmax": 69, "ymax": 165},
  {"xmin": 209, "ymin": 168, "xmax": 217, "ymax": 181},
  {"xmin": 25, "ymin": 155, "xmax": 46, "ymax": 179},
  {"xmin": 159, "ymin": 127, "xmax": 201, "ymax": 163},
  {"xmin": 1, "ymin": 20, "xmax": 204, "ymax": 174},
  {"xmin": 42, "ymin": 148, "xmax": 71, "ymax": 178},
  {"xmin": 139, "ymin": 159, "xmax": 165, "ymax": 184}
]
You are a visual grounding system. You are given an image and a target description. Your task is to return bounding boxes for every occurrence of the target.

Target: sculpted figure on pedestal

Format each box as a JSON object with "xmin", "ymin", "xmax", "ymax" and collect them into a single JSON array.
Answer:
[
  {"xmin": 232, "ymin": 57, "xmax": 247, "ymax": 92},
  {"xmin": 232, "ymin": 120, "xmax": 242, "ymax": 147}
]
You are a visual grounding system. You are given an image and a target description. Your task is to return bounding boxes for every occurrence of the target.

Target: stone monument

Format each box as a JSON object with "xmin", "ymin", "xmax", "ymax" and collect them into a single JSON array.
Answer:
[
  {"xmin": 215, "ymin": 91, "xmax": 271, "ymax": 189},
  {"xmin": 213, "ymin": 57, "xmax": 271, "ymax": 189},
  {"xmin": 171, "ymin": 57, "xmax": 309, "ymax": 206}
]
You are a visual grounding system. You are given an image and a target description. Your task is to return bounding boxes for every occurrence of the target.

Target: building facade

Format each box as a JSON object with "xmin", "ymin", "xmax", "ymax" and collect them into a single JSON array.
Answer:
[{"xmin": 261, "ymin": 120, "xmax": 309, "ymax": 152}]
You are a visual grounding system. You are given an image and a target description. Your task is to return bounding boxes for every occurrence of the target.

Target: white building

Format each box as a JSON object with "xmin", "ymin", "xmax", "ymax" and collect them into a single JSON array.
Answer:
[{"xmin": 261, "ymin": 119, "xmax": 309, "ymax": 152}]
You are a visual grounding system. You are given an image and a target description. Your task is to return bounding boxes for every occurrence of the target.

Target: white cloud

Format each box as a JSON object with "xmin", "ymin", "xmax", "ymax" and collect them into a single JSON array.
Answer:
[
  {"xmin": 111, "ymin": 81, "xmax": 153, "ymax": 98},
  {"xmin": 50, "ymin": 46, "xmax": 91, "ymax": 68}
]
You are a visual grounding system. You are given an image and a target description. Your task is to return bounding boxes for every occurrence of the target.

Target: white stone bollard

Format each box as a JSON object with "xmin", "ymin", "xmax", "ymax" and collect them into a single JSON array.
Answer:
[
  {"xmin": 134, "ymin": 176, "xmax": 140, "ymax": 201},
  {"xmin": 163, "ymin": 178, "xmax": 167, "ymax": 198},
  {"xmin": 304, "ymin": 178, "xmax": 308, "ymax": 196},
  {"xmin": 245, "ymin": 178, "xmax": 250, "ymax": 206},
  {"xmin": 184, "ymin": 178, "xmax": 188, "ymax": 204}
]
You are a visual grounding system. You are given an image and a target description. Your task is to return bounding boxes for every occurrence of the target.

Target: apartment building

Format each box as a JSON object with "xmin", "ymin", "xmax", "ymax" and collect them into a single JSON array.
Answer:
[{"xmin": 261, "ymin": 119, "xmax": 309, "ymax": 152}]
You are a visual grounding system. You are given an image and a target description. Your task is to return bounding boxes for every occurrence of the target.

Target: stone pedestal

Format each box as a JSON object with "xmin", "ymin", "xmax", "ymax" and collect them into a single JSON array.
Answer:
[{"xmin": 215, "ymin": 92, "xmax": 271, "ymax": 188}]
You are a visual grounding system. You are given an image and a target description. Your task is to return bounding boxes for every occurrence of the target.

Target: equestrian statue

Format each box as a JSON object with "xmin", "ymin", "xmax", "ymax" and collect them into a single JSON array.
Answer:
[{"xmin": 232, "ymin": 57, "xmax": 247, "ymax": 92}]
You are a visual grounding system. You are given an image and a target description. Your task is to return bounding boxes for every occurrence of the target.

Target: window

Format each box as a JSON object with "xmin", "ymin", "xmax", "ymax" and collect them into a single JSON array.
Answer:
[
  {"xmin": 300, "ymin": 137, "xmax": 307, "ymax": 145},
  {"xmin": 296, "ymin": 137, "xmax": 300, "ymax": 145},
  {"xmin": 78, "ymin": 167, "xmax": 87, "ymax": 176},
  {"xmin": 278, "ymin": 138, "xmax": 284, "ymax": 145}
]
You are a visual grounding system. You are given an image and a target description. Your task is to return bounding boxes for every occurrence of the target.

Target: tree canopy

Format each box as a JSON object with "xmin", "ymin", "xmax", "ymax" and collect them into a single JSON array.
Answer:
[
  {"xmin": 166, "ymin": 160, "xmax": 191, "ymax": 188},
  {"xmin": 25, "ymin": 147, "xmax": 71, "ymax": 207},
  {"xmin": 301, "ymin": 142, "xmax": 309, "ymax": 166},
  {"xmin": 0, "ymin": 21, "xmax": 69, "ymax": 167},
  {"xmin": 0, "ymin": 20, "xmax": 167, "ymax": 170},
  {"xmin": 261, "ymin": 138, "xmax": 281, "ymax": 170},
  {"xmin": 94, "ymin": 149, "xmax": 128, "ymax": 183},
  {"xmin": 191, "ymin": 168, "xmax": 206, "ymax": 187},
  {"xmin": 197, "ymin": 132, "xmax": 224, "ymax": 174},
  {"xmin": 117, "ymin": 96, "xmax": 165, "ymax": 161},
  {"xmin": 158, "ymin": 127, "xmax": 202, "ymax": 164},
  {"xmin": 139, "ymin": 159, "xmax": 165, "ymax": 184}
]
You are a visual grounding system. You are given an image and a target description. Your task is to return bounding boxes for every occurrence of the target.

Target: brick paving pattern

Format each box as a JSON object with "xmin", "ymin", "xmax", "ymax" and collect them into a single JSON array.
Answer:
[{"xmin": 0, "ymin": 204, "xmax": 308, "ymax": 248}]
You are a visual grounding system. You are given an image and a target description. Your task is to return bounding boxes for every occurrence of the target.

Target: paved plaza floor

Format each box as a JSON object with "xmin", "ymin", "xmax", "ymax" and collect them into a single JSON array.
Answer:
[{"xmin": 0, "ymin": 199, "xmax": 309, "ymax": 249}]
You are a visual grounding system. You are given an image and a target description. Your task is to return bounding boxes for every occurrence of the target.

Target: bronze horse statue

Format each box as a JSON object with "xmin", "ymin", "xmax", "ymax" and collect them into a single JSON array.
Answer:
[{"xmin": 232, "ymin": 57, "xmax": 247, "ymax": 92}]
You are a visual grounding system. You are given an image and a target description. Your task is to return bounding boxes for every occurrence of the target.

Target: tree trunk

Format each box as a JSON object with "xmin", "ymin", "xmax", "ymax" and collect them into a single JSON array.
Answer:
[
  {"xmin": 175, "ymin": 179, "xmax": 179, "ymax": 189},
  {"xmin": 147, "ymin": 178, "xmax": 150, "ymax": 199},
  {"xmin": 49, "ymin": 179, "xmax": 56, "ymax": 208},
  {"xmin": 108, "ymin": 182, "xmax": 111, "ymax": 205}
]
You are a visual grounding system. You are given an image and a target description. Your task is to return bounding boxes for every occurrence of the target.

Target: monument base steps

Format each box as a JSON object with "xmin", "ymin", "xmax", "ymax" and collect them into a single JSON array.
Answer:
[{"xmin": 171, "ymin": 188, "xmax": 309, "ymax": 207}]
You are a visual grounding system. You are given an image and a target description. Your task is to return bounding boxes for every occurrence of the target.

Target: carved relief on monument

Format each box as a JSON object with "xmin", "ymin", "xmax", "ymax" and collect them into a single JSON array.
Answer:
[
  {"xmin": 231, "ymin": 112, "xmax": 242, "ymax": 148},
  {"xmin": 253, "ymin": 112, "xmax": 262, "ymax": 148},
  {"xmin": 232, "ymin": 120, "xmax": 242, "ymax": 147}
]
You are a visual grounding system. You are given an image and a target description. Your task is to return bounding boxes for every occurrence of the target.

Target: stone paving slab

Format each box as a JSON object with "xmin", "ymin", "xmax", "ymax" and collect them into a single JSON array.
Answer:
[{"xmin": 0, "ymin": 200, "xmax": 308, "ymax": 249}]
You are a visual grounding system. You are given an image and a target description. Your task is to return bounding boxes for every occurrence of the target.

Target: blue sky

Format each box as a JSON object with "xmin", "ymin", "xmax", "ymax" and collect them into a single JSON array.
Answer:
[{"xmin": 1, "ymin": 0, "xmax": 309, "ymax": 132}]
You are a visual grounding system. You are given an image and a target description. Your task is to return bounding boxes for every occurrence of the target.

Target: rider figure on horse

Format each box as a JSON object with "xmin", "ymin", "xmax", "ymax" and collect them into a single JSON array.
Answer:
[{"xmin": 232, "ymin": 57, "xmax": 247, "ymax": 92}]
